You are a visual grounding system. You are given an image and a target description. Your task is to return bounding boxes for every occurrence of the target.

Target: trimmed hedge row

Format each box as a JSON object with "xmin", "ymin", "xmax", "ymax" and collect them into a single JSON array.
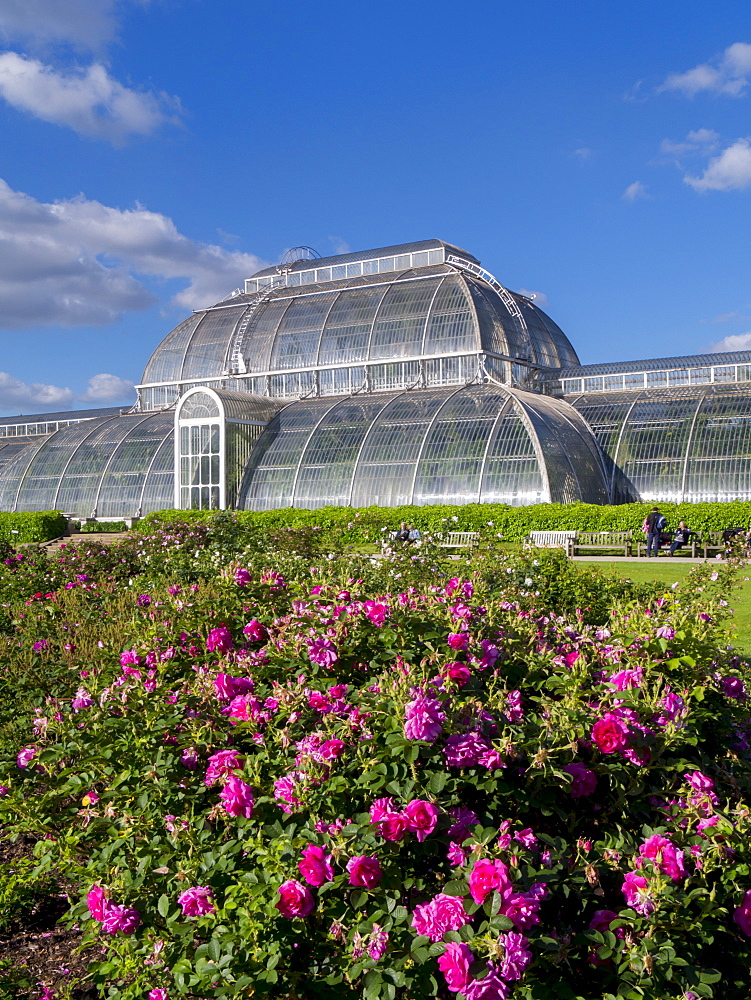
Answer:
[
  {"xmin": 137, "ymin": 500, "xmax": 751, "ymax": 545},
  {"xmin": 0, "ymin": 511, "xmax": 68, "ymax": 544}
]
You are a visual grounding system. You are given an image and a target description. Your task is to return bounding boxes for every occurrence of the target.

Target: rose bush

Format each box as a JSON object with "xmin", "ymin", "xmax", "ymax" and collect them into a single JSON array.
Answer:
[{"xmin": 0, "ymin": 523, "xmax": 751, "ymax": 998}]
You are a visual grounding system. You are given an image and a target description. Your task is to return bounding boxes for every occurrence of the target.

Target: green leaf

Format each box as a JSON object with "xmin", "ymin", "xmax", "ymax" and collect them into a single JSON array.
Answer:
[{"xmin": 157, "ymin": 893, "xmax": 169, "ymax": 917}]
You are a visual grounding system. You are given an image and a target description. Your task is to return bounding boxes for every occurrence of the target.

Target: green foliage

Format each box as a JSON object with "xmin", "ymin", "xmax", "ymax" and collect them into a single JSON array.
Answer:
[
  {"xmin": 137, "ymin": 500, "xmax": 751, "ymax": 547},
  {"xmin": 0, "ymin": 511, "xmax": 67, "ymax": 544},
  {"xmin": 78, "ymin": 520, "xmax": 128, "ymax": 533},
  {"xmin": 0, "ymin": 858, "xmax": 59, "ymax": 932}
]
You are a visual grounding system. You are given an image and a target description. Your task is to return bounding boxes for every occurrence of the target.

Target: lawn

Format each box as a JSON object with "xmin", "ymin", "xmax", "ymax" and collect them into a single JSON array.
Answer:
[{"xmin": 578, "ymin": 559, "xmax": 751, "ymax": 655}]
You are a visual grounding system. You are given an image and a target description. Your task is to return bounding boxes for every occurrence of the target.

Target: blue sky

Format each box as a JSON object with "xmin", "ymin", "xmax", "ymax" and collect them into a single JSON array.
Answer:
[{"xmin": 0, "ymin": 0, "xmax": 750, "ymax": 414}]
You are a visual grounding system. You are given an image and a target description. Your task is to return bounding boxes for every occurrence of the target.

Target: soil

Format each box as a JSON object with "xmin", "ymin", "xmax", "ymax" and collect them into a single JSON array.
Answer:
[{"xmin": 0, "ymin": 833, "xmax": 96, "ymax": 999}]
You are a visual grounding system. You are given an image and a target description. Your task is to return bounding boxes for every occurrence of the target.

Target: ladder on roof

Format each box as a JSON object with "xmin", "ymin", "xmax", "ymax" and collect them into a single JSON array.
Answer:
[
  {"xmin": 225, "ymin": 287, "xmax": 277, "ymax": 376},
  {"xmin": 445, "ymin": 254, "xmax": 532, "ymax": 361}
]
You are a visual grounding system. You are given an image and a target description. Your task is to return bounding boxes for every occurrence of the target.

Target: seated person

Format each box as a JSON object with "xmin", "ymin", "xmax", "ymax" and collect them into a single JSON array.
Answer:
[
  {"xmin": 668, "ymin": 521, "xmax": 694, "ymax": 555},
  {"xmin": 395, "ymin": 521, "xmax": 410, "ymax": 543},
  {"xmin": 407, "ymin": 524, "xmax": 421, "ymax": 544}
]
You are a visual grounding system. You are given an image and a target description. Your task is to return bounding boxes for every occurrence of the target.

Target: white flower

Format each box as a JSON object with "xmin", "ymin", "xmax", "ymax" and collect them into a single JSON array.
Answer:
[
  {"xmin": 524, "ymin": 577, "xmax": 533, "ymax": 586},
  {"xmin": 671, "ymin": 582, "xmax": 679, "ymax": 590},
  {"xmin": 710, "ymin": 572, "xmax": 719, "ymax": 581}
]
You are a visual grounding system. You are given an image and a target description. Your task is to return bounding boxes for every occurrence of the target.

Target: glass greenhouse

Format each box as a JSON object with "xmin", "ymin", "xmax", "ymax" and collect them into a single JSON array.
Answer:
[{"xmin": 0, "ymin": 239, "xmax": 750, "ymax": 517}]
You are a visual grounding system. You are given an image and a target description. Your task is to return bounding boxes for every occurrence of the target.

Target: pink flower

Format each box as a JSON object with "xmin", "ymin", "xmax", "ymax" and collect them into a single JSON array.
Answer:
[
  {"xmin": 437, "ymin": 941, "xmax": 474, "ymax": 993},
  {"xmin": 318, "ymin": 738, "xmax": 345, "ymax": 760},
  {"xmin": 639, "ymin": 835, "xmax": 685, "ymax": 882},
  {"xmin": 102, "ymin": 904, "xmax": 141, "ymax": 935},
  {"xmin": 443, "ymin": 662, "xmax": 471, "ymax": 687},
  {"xmin": 119, "ymin": 649, "xmax": 140, "ymax": 667},
  {"xmin": 609, "ymin": 668, "xmax": 643, "ymax": 690},
  {"xmin": 591, "ymin": 714, "xmax": 629, "ymax": 753},
  {"xmin": 734, "ymin": 890, "xmax": 751, "ymax": 935},
  {"xmin": 298, "ymin": 844, "xmax": 334, "ymax": 886},
  {"xmin": 447, "ymin": 841, "xmax": 467, "ymax": 866},
  {"xmin": 447, "ymin": 632, "xmax": 469, "ymax": 651},
  {"xmin": 368, "ymin": 924, "xmax": 389, "ymax": 961},
  {"xmin": 405, "ymin": 800, "xmax": 439, "ymax": 841},
  {"xmin": 380, "ymin": 812, "xmax": 409, "ymax": 841},
  {"xmin": 468, "ymin": 858, "xmax": 511, "ymax": 905},
  {"xmin": 243, "ymin": 618, "xmax": 267, "ymax": 642},
  {"xmin": 274, "ymin": 772, "xmax": 304, "ymax": 813},
  {"xmin": 363, "ymin": 600, "xmax": 389, "ymax": 626},
  {"xmin": 204, "ymin": 749, "xmax": 243, "ymax": 786},
  {"xmin": 86, "ymin": 885, "xmax": 108, "ymax": 921},
  {"xmin": 412, "ymin": 894, "xmax": 468, "ymax": 941},
  {"xmin": 505, "ymin": 690, "xmax": 523, "ymax": 723},
  {"xmin": 206, "ymin": 626, "xmax": 234, "ymax": 653},
  {"xmin": 16, "ymin": 745, "xmax": 38, "ymax": 769},
  {"xmin": 177, "ymin": 886, "xmax": 215, "ymax": 917},
  {"xmin": 276, "ymin": 879, "xmax": 314, "ymax": 917},
  {"xmin": 444, "ymin": 731, "xmax": 491, "ymax": 768},
  {"xmin": 307, "ymin": 637, "xmax": 338, "ymax": 667},
  {"xmin": 148, "ymin": 990, "xmax": 169, "ymax": 1000},
  {"xmin": 563, "ymin": 762, "xmax": 597, "ymax": 798},
  {"xmin": 589, "ymin": 909, "xmax": 619, "ymax": 933},
  {"xmin": 685, "ymin": 771, "xmax": 714, "ymax": 793},
  {"xmin": 501, "ymin": 884, "xmax": 546, "ymax": 930},
  {"xmin": 71, "ymin": 687, "xmax": 93, "ymax": 712},
  {"xmin": 346, "ymin": 855, "xmax": 382, "ymax": 888},
  {"xmin": 448, "ymin": 806, "xmax": 478, "ymax": 842},
  {"xmin": 498, "ymin": 931, "xmax": 532, "ymax": 981},
  {"xmin": 463, "ymin": 963, "xmax": 509, "ymax": 999},
  {"xmin": 622, "ymin": 871, "xmax": 653, "ymax": 915},
  {"xmin": 234, "ymin": 567, "xmax": 252, "ymax": 586},
  {"xmin": 214, "ymin": 673, "xmax": 254, "ymax": 701},
  {"xmin": 219, "ymin": 776, "xmax": 254, "ymax": 818},
  {"xmin": 404, "ymin": 693, "xmax": 445, "ymax": 742}
]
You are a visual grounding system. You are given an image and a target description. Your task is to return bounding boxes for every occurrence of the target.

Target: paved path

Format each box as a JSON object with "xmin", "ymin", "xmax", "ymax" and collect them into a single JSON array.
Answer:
[
  {"xmin": 571, "ymin": 555, "xmax": 714, "ymax": 564},
  {"xmin": 27, "ymin": 532, "xmax": 131, "ymax": 556}
]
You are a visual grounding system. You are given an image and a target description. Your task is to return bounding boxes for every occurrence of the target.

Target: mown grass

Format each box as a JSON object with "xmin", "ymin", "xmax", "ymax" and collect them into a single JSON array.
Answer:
[{"xmin": 577, "ymin": 559, "xmax": 751, "ymax": 655}]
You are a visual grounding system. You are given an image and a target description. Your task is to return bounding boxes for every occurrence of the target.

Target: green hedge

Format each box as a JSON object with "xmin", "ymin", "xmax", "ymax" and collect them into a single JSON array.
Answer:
[
  {"xmin": 0, "ymin": 511, "xmax": 67, "ymax": 544},
  {"xmin": 137, "ymin": 500, "xmax": 751, "ymax": 545},
  {"xmin": 78, "ymin": 520, "xmax": 128, "ymax": 534}
]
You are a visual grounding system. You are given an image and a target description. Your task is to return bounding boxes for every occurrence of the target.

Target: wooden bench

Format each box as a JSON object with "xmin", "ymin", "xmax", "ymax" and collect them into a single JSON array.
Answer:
[
  {"xmin": 435, "ymin": 531, "xmax": 479, "ymax": 550},
  {"xmin": 572, "ymin": 530, "xmax": 633, "ymax": 556},
  {"xmin": 636, "ymin": 531, "xmax": 701, "ymax": 558},
  {"xmin": 524, "ymin": 530, "xmax": 576, "ymax": 554},
  {"xmin": 702, "ymin": 529, "xmax": 749, "ymax": 560}
]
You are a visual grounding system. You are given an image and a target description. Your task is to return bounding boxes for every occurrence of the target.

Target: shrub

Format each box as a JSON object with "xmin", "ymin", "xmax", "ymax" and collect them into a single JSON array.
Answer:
[
  {"xmin": 1, "ymin": 523, "xmax": 751, "ymax": 997},
  {"xmin": 0, "ymin": 511, "xmax": 67, "ymax": 544}
]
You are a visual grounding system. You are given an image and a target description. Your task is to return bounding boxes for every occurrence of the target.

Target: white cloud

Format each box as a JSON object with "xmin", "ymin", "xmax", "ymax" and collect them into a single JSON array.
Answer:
[
  {"xmin": 710, "ymin": 331, "xmax": 751, "ymax": 352},
  {"xmin": 660, "ymin": 128, "xmax": 719, "ymax": 158},
  {"xmin": 684, "ymin": 138, "xmax": 751, "ymax": 192},
  {"xmin": 573, "ymin": 147, "xmax": 593, "ymax": 161},
  {"xmin": 0, "ymin": 0, "xmax": 120, "ymax": 52},
  {"xmin": 0, "ymin": 52, "xmax": 180, "ymax": 143},
  {"xmin": 0, "ymin": 177, "xmax": 267, "ymax": 327},
  {"xmin": 79, "ymin": 373, "xmax": 135, "ymax": 402},
  {"xmin": 517, "ymin": 289, "xmax": 549, "ymax": 308},
  {"xmin": 622, "ymin": 181, "xmax": 649, "ymax": 201},
  {"xmin": 661, "ymin": 42, "xmax": 751, "ymax": 97},
  {"xmin": 0, "ymin": 371, "xmax": 74, "ymax": 410}
]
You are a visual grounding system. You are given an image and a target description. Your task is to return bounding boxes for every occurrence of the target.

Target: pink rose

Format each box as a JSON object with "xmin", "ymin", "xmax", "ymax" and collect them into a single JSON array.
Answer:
[
  {"xmin": 562, "ymin": 762, "xmax": 597, "ymax": 798},
  {"xmin": 404, "ymin": 693, "xmax": 445, "ymax": 742},
  {"xmin": 468, "ymin": 858, "xmax": 511, "ymax": 905},
  {"xmin": 276, "ymin": 879, "xmax": 314, "ymax": 917},
  {"xmin": 734, "ymin": 890, "xmax": 751, "ymax": 936},
  {"xmin": 346, "ymin": 856, "xmax": 382, "ymax": 888},
  {"xmin": 219, "ymin": 776, "xmax": 254, "ymax": 818},
  {"xmin": 204, "ymin": 748, "xmax": 244, "ymax": 787},
  {"xmin": 591, "ymin": 714, "xmax": 629, "ymax": 753},
  {"xmin": 102, "ymin": 903, "xmax": 141, "ymax": 934},
  {"xmin": 177, "ymin": 886, "xmax": 215, "ymax": 917},
  {"xmin": 86, "ymin": 885, "xmax": 109, "ymax": 921},
  {"xmin": 437, "ymin": 941, "xmax": 473, "ymax": 993},
  {"xmin": 412, "ymin": 894, "xmax": 468, "ymax": 942},
  {"xmin": 404, "ymin": 800, "xmax": 439, "ymax": 841},
  {"xmin": 639, "ymin": 835, "xmax": 685, "ymax": 882},
  {"xmin": 206, "ymin": 626, "xmax": 233, "ymax": 653},
  {"xmin": 298, "ymin": 844, "xmax": 334, "ymax": 886},
  {"xmin": 243, "ymin": 618, "xmax": 267, "ymax": 642},
  {"xmin": 622, "ymin": 871, "xmax": 653, "ymax": 915},
  {"xmin": 447, "ymin": 632, "xmax": 469, "ymax": 651},
  {"xmin": 318, "ymin": 738, "xmax": 345, "ymax": 760}
]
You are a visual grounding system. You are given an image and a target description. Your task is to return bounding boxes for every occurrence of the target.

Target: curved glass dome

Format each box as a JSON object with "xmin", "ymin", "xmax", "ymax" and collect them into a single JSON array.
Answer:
[
  {"xmin": 141, "ymin": 264, "xmax": 579, "ymax": 388},
  {"xmin": 238, "ymin": 383, "xmax": 607, "ymax": 511},
  {"xmin": 569, "ymin": 383, "xmax": 751, "ymax": 504},
  {"xmin": 0, "ymin": 412, "xmax": 174, "ymax": 516}
]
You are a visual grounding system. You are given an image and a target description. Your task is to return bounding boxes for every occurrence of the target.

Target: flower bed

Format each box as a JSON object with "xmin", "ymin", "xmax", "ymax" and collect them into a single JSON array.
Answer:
[{"xmin": 1, "ymin": 528, "xmax": 751, "ymax": 999}]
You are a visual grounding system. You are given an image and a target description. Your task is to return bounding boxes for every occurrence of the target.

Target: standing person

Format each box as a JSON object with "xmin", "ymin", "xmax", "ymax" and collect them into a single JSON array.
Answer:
[{"xmin": 645, "ymin": 507, "xmax": 665, "ymax": 557}]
